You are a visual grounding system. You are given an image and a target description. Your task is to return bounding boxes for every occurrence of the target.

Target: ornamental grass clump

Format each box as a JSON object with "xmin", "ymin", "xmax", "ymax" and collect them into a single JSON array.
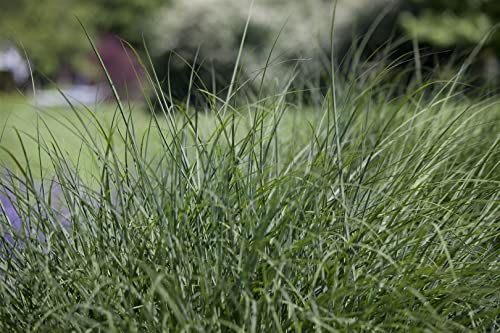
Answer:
[{"xmin": 0, "ymin": 15, "xmax": 499, "ymax": 333}]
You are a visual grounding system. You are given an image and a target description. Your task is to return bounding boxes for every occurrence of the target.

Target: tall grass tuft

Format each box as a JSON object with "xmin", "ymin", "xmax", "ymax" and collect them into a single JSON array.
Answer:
[{"xmin": 0, "ymin": 19, "xmax": 499, "ymax": 332}]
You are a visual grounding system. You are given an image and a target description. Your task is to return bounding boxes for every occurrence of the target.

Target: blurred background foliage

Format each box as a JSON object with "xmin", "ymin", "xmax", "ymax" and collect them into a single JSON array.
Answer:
[
  {"xmin": 0, "ymin": 0, "xmax": 498, "ymax": 98},
  {"xmin": 0, "ymin": 0, "xmax": 164, "ymax": 77},
  {"xmin": 0, "ymin": 0, "xmax": 91, "ymax": 76},
  {"xmin": 401, "ymin": 0, "xmax": 500, "ymax": 49}
]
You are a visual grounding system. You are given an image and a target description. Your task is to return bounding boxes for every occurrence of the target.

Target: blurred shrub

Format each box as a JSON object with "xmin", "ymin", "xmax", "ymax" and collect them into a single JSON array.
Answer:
[
  {"xmin": 401, "ymin": 0, "xmax": 500, "ymax": 49},
  {"xmin": 401, "ymin": 11, "xmax": 492, "ymax": 47},
  {"xmin": 399, "ymin": 0, "xmax": 500, "ymax": 86},
  {"xmin": 148, "ymin": 0, "xmax": 398, "ymax": 101}
]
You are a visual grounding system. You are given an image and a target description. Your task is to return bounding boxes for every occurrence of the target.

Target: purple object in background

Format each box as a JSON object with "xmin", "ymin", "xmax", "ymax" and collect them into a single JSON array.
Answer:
[
  {"xmin": 0, "ymin": 189, "xmax": 22, "ymax": 246},
  {"xmin": 0, "ymin": 179, "xmax": 70, "ymax": 249},
  {"xmin": 94, "ymin": 34, "xmax": 144, "ymax": 100}
]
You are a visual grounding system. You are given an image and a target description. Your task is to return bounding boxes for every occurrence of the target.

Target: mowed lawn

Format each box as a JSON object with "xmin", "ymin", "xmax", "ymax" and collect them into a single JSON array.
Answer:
[
  {"xmin": 0, "ymin": 93, "xmax": 319, "ymax": 177},
  {"xmin": 1, "ymin": 94, "xmax": 154, "ymax": 176}
]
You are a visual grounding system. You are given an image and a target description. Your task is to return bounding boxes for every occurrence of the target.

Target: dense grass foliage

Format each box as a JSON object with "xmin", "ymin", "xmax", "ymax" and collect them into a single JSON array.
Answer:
[{"xmin": 0, "ymin": 50, "xmax": 499, "ymax": 332}]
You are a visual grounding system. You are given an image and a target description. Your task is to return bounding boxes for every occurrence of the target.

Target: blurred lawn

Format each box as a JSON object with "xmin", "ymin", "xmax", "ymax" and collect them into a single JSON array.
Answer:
[
  {"xmin": 0, "ymin": 94, "xmax": 149, "ymax": 177},
  {"xmin": 0, "ymin": 93, "xmax": 318, "ymax": 179}
]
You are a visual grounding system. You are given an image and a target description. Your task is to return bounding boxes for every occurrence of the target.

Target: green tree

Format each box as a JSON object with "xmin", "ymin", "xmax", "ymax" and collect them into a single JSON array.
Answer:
[
  {"xmin": 0, "ymin": 0, "xmax": 166, "ymax": 78},
  {"xmin": 0, "ymin": 0, "xmax": 94, "ymax": 77},
  {"xmin": 86, "ymin": 0, "xmax": 166, "ymax": 46}
]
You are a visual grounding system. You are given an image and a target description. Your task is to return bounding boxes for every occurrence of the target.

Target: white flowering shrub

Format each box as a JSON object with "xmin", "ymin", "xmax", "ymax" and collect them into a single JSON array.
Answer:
[{"xmin": 149, "ymin": 0, "xmax": 398, "ymax": 100}]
